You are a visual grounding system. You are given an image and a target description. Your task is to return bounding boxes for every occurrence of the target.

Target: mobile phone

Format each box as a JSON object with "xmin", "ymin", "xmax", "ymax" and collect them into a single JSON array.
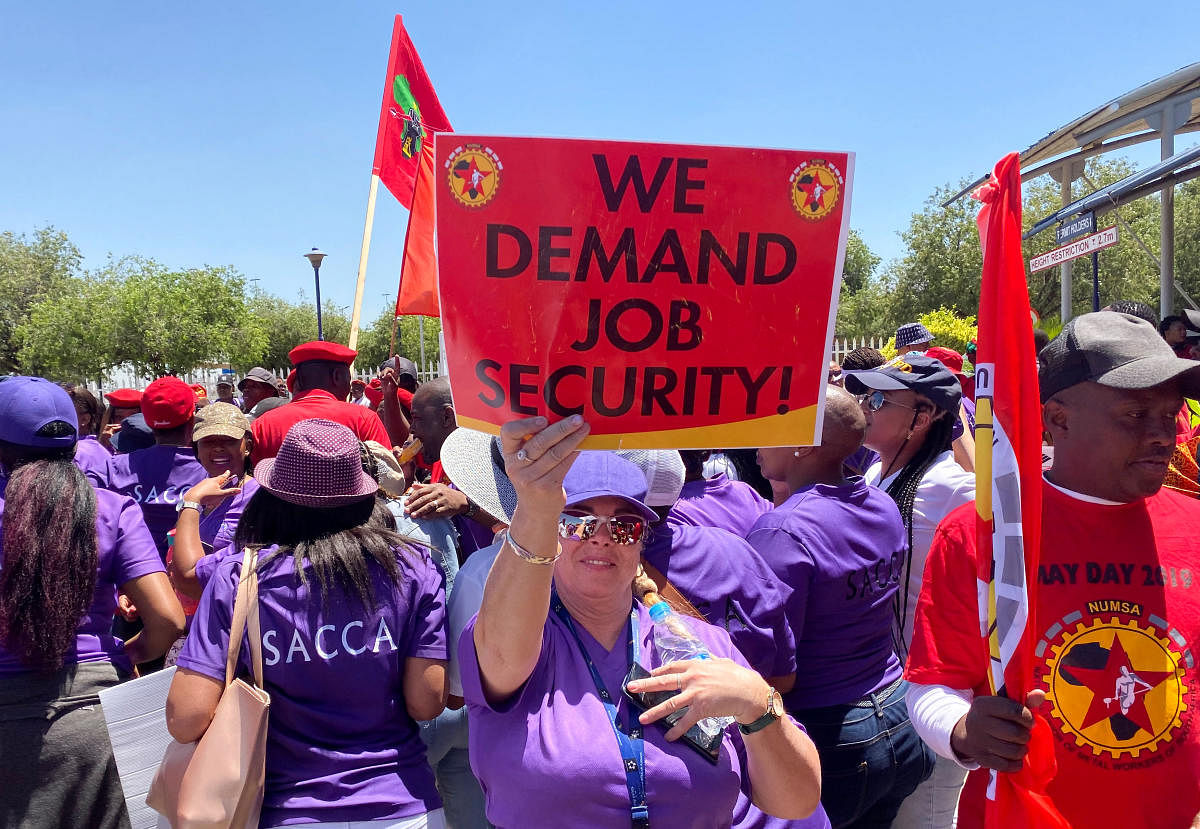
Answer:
[{"xmin": 622, "ymin": 663, "xmax": 723, "ymax": 764}]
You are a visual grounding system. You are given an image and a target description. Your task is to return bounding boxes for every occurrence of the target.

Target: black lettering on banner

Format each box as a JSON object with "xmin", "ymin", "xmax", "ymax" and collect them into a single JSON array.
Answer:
[
  {"xmin": 592, "ymin": 366, "xmax": 637, "ymax": 416},
  {"xmin": 544, "ymin": 365, "xmax": 586, "ymax": 417},
  {"xmin": 510, "ymin": 364, "xmax": 541, "ymax": 415},
  {"xmin": 641, "ymin": 229, "xmax": 693, "ymax": 283},
  {"xmin": 641, "ymin": 367, "xmax": 678, "ymax": 416},
  {"xmin": 666, "ymin": 300, "xmax": 702, "ymax": 351},
  {"xmin": 570, "ymin": 299, "xmax": 602, "ymax": 352},
  {"xmin": 681, "ymin": 366, "xmax": 698, "ymax": 415},
  {"xmin": 753, "ymin": 233, "xmax": 796, "ymax": 284},
  {"xmin": 696, "ymin": 230, "xmax": 748, "ymax": 285},
  {"xmin": 672, "ymin": 158, "xmax": 707, "ymax": 214},
  {"xmin": 486, "ymin": 225, "xmax": 532, "ymax": 278},
  {"xmin": 605, "ymin": 298, "xmax": 664, "ymax": 352},
  {"xmin": 735, "ymin": 366, "xmax": 775, "ymax": 415},
  {"xmin": 476, "ymin": 360, "xmax": 504, "ymax": 408},
  {"xmin": 701, "ymin": 366, "xmax": 737, "ymax": 415},
  {"xmin": 574, "ymin": 227, "xmax": 638, "ymax": 283},
  {"xmin": 537, "ymin": 226, "xmax": 573, "ymax": 281},
  {"xmin": 593, "ymin": 155, "xmax": 673, "ymax": 213}
]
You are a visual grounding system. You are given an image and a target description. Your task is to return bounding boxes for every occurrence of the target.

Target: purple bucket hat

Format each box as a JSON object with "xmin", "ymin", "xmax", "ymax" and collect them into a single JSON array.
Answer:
[{"xmin": 253, "ymin": 418, "xmax": 378, "ymax": 508}]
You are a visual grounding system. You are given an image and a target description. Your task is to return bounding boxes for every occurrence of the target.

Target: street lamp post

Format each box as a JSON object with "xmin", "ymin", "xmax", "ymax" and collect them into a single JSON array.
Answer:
[{"xmin": 304, "ymin": 247, "xmax": 327, "ymax": 340}]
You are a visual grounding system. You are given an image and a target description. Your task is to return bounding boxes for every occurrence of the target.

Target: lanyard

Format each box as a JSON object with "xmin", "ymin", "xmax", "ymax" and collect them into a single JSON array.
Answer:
[{"xmin": 551, "ymin": 593, "xmax": 649, "ymax": 829}]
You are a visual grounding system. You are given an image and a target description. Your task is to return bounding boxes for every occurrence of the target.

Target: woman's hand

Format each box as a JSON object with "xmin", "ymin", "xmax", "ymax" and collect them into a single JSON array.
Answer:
[
  {"xmin": 405, "ymin": 482, "xmax": 469, "ymax": 519},
  {"xmin": 184, "ymin": 471, "xmax": 242, "ymax": 509},
  {"xmin": 627, "ymin": 657, "xmax": 772, "ymax": 741},
  {"xmin": 501, "ymin": 415, "xmax": 590, "ymax": 518}
]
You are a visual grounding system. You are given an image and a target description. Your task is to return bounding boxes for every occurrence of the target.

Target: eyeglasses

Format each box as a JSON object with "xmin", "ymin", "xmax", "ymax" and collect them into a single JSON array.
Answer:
[
  {"xmin": 858, "ymin": 390, "xmax": 920, "ymax": 413},
  {"xmin": 558, "ymin": 512, "xmax": 648, "ymax": 545}
]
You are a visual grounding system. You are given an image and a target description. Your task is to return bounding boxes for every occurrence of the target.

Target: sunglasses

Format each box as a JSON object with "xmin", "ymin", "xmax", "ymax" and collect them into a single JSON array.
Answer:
[
  {"xmin": 558, "ymin": 512, "xmax": 649, "ymax": 545},
  {"xmin": 858, "ymin": 390, "xmax": 920, "ymax": 413}
]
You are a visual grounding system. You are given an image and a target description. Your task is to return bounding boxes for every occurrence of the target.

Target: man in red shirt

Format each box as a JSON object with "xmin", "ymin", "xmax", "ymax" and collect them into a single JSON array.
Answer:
[
  {"xmin": 905, "ymin": 311, "xmax": 1200, "ymax": 829},
  {"xmin": 250, "ymin": 341, "xmax": 390, "ymax": 463}
]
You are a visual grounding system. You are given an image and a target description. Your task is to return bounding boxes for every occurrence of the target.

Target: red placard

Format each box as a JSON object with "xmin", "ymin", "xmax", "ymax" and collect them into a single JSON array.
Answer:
[{"xmin": 435, "ymin": 135, "xmax": 853, "ymax": 449}]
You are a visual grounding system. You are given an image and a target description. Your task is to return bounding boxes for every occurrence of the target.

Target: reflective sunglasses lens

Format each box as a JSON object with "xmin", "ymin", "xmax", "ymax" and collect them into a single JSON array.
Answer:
[
  {"xmin": 608, "ymin": 518, "xmax": 647, "ymax": 545},
  {"xmin": 558, "ymin": 514, "xmax": 594, "ymax": 540},
  {"xmin": 868, "ymin": 391, "xmax": 886, "ymax": 412}
]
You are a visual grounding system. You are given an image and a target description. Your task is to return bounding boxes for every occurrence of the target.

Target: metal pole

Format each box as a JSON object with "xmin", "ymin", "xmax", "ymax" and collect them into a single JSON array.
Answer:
[
  {"xmin": 1058, "ymin": 170, "xmax": 1073, "ymax": 323},
  {"xmin": 313, "ymin": 263, "xmax": 324, "ymax": 341},
  {"xmin": 1160, "ymin": 124, "xmax": 1175, "ymax": 321},
  {"xmin": 1091, "ymin": 250, "xmax": 1100, "ymax": 312},
  {"xmin": 418, "ymin": 315, "xmax": 426, "ymax": 369}
]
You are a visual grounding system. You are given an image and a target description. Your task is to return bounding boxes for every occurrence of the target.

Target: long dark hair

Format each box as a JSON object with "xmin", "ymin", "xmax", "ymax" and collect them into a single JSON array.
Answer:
[
  {"xmin": 0, "ymin": 445, "xmax": 99, "ymax": 672},
  {"xmin": 883, "ymin": 408, "xmax": 956, "ymax": 659},
  {"xmin": 234, "ymin": 491, "xmax": 406, "ymax": 610}
]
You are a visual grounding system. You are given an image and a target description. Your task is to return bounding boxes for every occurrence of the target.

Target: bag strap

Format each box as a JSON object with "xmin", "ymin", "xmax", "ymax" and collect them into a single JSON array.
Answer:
[
  {"xmin": 638, "ymin": 557, "xmax": 708, "ymax": 625},
  {"xmin": 225, "ymin": 548, "xmax": 265, "ymax": 689}
]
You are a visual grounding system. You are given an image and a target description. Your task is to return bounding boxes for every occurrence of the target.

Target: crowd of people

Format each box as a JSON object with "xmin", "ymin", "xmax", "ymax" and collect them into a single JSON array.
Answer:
[{"xmin": 1, "ymin": 305, "xmax": 1198, "ymax": 829}]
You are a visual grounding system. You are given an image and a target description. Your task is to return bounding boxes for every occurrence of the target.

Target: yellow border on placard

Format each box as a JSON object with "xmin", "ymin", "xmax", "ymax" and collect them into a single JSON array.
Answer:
[{"xmin": 456, "ymin": 404, "xmax": 818, "ymax": 450}]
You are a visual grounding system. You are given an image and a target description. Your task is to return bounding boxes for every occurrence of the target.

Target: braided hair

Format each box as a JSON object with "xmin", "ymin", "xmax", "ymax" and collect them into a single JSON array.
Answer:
[{"xmin": 883, "ymin": 406, "xmax": 956, "ymax": 660}]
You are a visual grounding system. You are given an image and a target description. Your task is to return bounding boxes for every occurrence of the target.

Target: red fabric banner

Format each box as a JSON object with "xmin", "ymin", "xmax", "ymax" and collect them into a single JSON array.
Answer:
[
  {"xmin": 396, "ymin": 140, "xmax": 441, "ymax": 317},
  {"xmin": 434, "ymin": 134, "xmax": 853, "ymax": 448},
  {"xmin": 371, "ymin": 15, "xmax": 452, "ymax": 208},
  {"xmin": 972, "ymin": 152, "xmax": 1070, "ymax": 829}
]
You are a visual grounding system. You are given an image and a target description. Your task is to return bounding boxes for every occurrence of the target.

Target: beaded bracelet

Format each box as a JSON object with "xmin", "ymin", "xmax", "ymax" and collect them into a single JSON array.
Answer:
[{"xmin": 504, "ymin": 529, "xmax": 561, "ymax": 566}]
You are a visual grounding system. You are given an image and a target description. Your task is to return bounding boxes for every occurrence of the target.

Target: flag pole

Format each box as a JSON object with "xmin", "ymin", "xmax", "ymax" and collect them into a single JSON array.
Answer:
[
  {"xmin": 347, "ymin": 173, "xmax": 381, "ymax": 352},
  {"xmin": 389, "ymin": 313, "xmax": 399, "ymax": 358}
]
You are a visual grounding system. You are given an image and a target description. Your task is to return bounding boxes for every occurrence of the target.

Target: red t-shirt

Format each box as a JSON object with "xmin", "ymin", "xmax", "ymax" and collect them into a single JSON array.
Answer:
[
  {"xmin": 907, "ymin": 483, "xmax": 1200, "ymax": 829},
  {"xmin": 250, "ymin": 388, "xmax": 391, "ymax": 464}
]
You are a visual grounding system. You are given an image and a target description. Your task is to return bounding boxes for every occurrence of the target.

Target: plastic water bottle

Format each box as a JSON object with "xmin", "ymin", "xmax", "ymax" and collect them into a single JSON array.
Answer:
[{"xmin": 647, "ymin": 601, "xmax": 735, "ymax": 739}]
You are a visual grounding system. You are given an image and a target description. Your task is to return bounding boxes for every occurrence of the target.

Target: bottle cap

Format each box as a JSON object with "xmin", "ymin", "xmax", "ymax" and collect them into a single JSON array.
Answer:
[{"xmin": 648, "ymin": 601, "xmax": 671, "ymax": 622}]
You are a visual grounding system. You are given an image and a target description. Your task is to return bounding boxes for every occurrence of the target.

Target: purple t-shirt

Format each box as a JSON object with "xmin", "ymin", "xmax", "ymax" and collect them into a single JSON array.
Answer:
[
  {"xmin": 746, "ymin": 480, "xmax": 904, "ymax": 710},
  {"xmin": 643, "ymin": 524, "xmax": 795, "ymax": 679},
  {"xmin": 198, "ymin": 476, "xmax": 260, "ymax": 553},
  {"xmin": 72, "ymin": 434, "xmax": 112, "ymax": 479},
  {"xmin": 461, "ymin": 601, "xmax": 788, "ymax": 829},
  {"xmin": 0, "ymin": 482, "xmax": 163, "ymax": 675},
  {"xmin": 88, "ymin": 445, "xmax": 207, "ymax": 559},
  {"xmin": 177, "ymin": 543, "xmax": 448, "ymax": 827},
  {"xmin": 667, "ymin": 474, "xmax": 772, "ymax": 537}
]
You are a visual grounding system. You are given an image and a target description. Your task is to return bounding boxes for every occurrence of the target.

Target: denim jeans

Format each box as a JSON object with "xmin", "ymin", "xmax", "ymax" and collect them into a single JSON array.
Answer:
[
  {"xmin": 792, "ymin": 679, "xmax": 934, "ymax": 829},
  {"xmin": 419, "ymin": 706, "xmax": 491, "ymax": 829}
]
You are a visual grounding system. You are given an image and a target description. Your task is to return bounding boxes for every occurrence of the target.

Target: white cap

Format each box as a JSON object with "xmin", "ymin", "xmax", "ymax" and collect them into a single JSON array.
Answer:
[{"xmin": 615, "ymin": 450, "xmax": 686, "ymax": 507}]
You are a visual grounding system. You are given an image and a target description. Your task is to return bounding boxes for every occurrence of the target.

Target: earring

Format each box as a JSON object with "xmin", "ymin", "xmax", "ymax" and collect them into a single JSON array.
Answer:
[{"xmin": 793, "ymin": 450, "xmax": 801, "ymax": 457}]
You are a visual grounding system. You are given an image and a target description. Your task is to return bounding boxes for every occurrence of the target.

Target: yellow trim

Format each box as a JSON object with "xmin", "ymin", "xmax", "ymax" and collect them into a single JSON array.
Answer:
[{"xmin": 455, "ymin": 404, "xmax": 819, "ymax": 450}]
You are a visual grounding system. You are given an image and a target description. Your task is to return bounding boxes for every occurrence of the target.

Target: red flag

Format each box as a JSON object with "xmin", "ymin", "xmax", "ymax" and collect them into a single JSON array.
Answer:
[
  {"xmin": 371, "ymin": 16, "xmax": 451, "ymax": 208},
  {"xmin": 396, "ymin": 140, "xmax": 440, "ymax": 317},
  {"xmin": 971, "ymin": 153, "xmax": 1070, "ymax": 828}
]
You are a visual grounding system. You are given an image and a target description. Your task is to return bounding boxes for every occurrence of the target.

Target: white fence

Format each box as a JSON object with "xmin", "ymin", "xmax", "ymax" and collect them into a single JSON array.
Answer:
[
  {"xmin": 830, "ymin": 336, "xmax": 888, "ymax": 363},
  {"xmin": 82, "ymin": 340, "xmax": 884, "ymax": 398}
]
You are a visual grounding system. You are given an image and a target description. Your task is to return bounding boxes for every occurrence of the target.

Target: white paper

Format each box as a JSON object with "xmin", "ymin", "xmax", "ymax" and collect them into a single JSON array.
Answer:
[{"xmin": 98, "ymin": 666, "xmax": 177, "ymax": 829}]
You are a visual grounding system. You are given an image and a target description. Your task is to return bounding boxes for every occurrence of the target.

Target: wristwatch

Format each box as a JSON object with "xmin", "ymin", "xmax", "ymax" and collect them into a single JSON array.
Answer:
[
  {"xmin": 177, "ymin": 500, "xmax": 204, "ymax": 515},
  {"xmin": 738, "ymin": 687, "xmax": 784, "ymax": 735}
]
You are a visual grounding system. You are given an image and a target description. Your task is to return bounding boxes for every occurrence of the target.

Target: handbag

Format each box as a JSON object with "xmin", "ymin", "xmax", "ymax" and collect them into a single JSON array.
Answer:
[{"xmin": 147, "ymin": 548, "xmax": 271, "ymax": 829}]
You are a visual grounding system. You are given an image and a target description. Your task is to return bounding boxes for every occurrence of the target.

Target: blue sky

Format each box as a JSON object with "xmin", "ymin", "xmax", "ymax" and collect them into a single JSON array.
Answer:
[{"xmin": 2, "ymin": 1, "xmax": 1196, "ymax": 323}]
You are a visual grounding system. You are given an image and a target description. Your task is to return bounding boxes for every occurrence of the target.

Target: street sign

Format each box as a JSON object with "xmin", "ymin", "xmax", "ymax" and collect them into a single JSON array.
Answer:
[
  {"xmin": 1055, "ymin": 211, "xmax": 1095, "ymax": 245},
  {"xmin": 1029, "ymin": 225, "xmax": 1118, "ymax": 273}
]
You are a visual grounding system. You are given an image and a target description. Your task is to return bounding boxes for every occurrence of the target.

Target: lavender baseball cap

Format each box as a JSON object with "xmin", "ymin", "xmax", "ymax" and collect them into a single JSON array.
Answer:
[
  {"xmin": 0, "ymin": 376, "xmax": 79, "ymax": 449},
  {"xmin": 563, "ymin": 452, "xmax": 657, "ymax": 522}
]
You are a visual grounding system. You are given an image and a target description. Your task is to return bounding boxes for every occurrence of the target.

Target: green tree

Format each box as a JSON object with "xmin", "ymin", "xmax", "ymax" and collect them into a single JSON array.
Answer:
[
  {"xmin": 841, "ymin": 229, "xmax": 880, "ymax": 295},
  {"xmin": 0, "ymin": 227, "xmax": 81, "ymax": 373},
  {"xmin": 17, "ymin": 274, "xmax": 117, "ymax": 382},
  {"xmin": 104, "ymin": 257, "xmax": 267, "ymax": 376},
  {"xmin": 247, "ymin": 293, "xmax": 350, "ymax": 371}
]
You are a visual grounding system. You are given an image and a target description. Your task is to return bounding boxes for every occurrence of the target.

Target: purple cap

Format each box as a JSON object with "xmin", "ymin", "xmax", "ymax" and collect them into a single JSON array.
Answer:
[
  {"xmin": 563, "ymin": 452, "xmax": 657, "ymax": 521},
  {"xmin": 0, "ymin": 376, "xmax": 79, "ymax": 449}
]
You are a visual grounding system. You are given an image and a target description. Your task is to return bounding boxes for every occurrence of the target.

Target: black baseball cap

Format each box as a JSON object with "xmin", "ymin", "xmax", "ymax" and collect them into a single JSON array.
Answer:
[
  {"xmin": 844, "ymin": 354, "xmax": 962, "ymax": 412},
  {"xmin": 1039, "ymin": 311, "xmax": 1200, "ymax": 402}
]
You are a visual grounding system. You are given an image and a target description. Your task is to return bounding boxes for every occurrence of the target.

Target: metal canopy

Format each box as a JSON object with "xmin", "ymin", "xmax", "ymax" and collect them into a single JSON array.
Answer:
[
  {"xmin": 945, "ymin": 62, "xmax": 1200, "ymax": 205},
  {"xmin": 1024, "ymin": 145, "xmax": 1200, "ymax": 239},
  {"xmin": 943, "ymin": 61, "xmax": 1200, "ymax": 321}
]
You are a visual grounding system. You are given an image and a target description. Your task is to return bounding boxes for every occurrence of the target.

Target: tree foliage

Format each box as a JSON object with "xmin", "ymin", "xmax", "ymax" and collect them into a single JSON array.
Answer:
[{"xmin": 0, "ymin": 227, "xmax": 81, "ymax": 373}]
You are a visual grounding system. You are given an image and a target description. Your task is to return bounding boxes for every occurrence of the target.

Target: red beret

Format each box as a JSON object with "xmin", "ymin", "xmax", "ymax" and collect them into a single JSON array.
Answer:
[
  {"xmin": 142, "ymin": 377, "xmax": 195, "ymax": 430},
  {"xmin": 397, "ymin": 388, "xmax": 414, "ymax": 409},
  {"xmin": 364, "ymin": 378, "xmax": 384, "ymax": 406},
  {"xmin": 925, "ymin": 346, "xmax": 965, "ymax": 374},
  {"xmin": 288, "ymin": 340, "xmax": 357, "ymax": 366},
  {"xmin": 190, "ymin": 383, "xmax": 208, "ymax": 399},
  {"xmin": 286, "ymin": 369, "xmax": 297, "ymax": 393},
  {"xmin": 104, "ymin": 388, "xmax": 143, "ymax": 408}
]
